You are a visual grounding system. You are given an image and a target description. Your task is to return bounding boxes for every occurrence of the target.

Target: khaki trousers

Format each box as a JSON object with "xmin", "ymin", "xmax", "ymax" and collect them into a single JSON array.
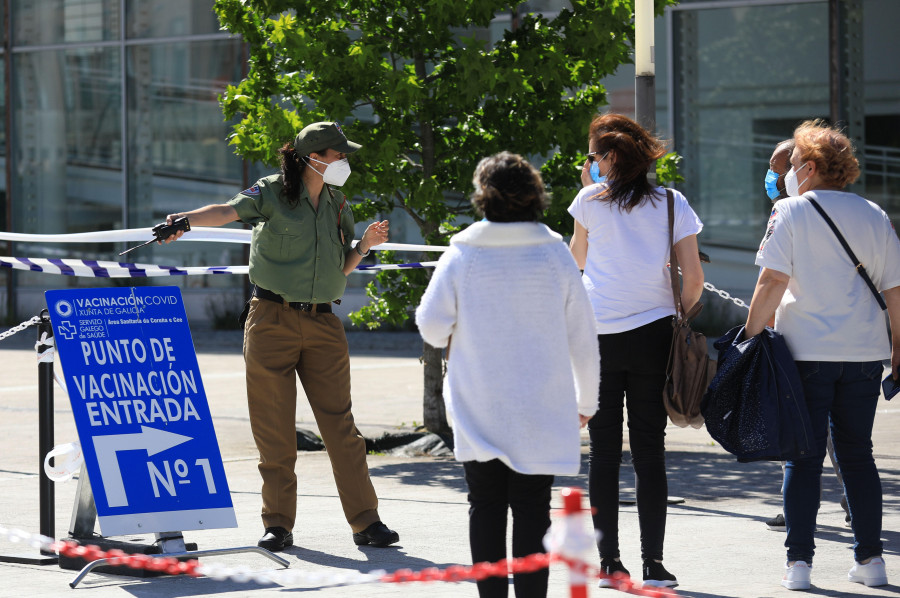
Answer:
[{"xmin": 243, "ymin": 297, "xmax": 380, "ymax": 533}]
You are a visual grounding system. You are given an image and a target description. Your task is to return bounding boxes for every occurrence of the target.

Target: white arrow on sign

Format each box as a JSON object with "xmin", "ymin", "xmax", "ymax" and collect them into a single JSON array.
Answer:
[{"xmin": 91, "ymin": 425, "xmax": 192, "ymax": 508}]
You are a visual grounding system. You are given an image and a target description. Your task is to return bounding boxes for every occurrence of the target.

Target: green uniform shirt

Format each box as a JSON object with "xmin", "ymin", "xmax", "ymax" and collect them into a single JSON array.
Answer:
[{"xmin": 227, "ymin": 173, "xmax": 355, "ymax": 303}]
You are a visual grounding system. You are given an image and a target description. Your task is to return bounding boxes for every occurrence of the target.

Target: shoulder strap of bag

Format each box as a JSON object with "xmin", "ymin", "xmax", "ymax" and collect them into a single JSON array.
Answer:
[
  {"xmin": 325, "ymin": 184, "xmax": 348, "ymax": 243},
  {"xmin": 666, "ymin": 188, "xmax": 685, "ymax": 318},
  {"xmin": 805, "ymin": 196, "xmax": 887, "ymax": 311}
]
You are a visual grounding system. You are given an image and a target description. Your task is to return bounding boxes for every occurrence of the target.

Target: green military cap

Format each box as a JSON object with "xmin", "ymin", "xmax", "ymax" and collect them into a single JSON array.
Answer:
[{"xmin": 294, "ymin": 121, "xmax": 362, "ymax": 156}]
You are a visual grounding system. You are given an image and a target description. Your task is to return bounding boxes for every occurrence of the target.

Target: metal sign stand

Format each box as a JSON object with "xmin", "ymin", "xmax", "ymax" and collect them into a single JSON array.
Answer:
[
  {"xmin": 65, "ymin": 465, "xmax": 290, "ymax": 588},
  {"xmin": 38, "ymin": 286, "xmax": 290, "ymax": 588}
]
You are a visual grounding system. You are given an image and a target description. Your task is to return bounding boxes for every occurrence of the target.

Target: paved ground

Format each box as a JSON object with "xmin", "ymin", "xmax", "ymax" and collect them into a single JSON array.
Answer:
[{"xmin": 0, "ymin": 326, "xmax": 899, "ymax": 597}]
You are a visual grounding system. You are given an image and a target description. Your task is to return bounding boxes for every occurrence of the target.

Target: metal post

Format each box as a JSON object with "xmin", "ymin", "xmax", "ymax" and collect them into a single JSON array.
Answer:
[
  {"xmin": 37, "ymin": 309, "xmax": 56, "ymax": 555},
  {"xmin": 68, "ymin": 465, "xmax": 97, "ymax": 538},
  {"xmin": 635, "ymin": 76, "xmax": 656, "ymax": 135},
  {"xmin": 828, "ymin": 0, "xmax": 865, "ymax": 192},
  {"xmin": 0, "ymin": 311, "xmax": 58, "ymax": 564},
  {"xmin": 635, "ymin": 0, "xmax": 657, "ymax": 183},
  {"xmin": 3, "ymin": 0, "xmax": 17, "ymax": 324}
]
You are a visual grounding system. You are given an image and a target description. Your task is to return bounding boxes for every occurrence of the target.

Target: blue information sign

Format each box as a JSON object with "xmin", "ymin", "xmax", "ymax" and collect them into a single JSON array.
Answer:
[{"xmin": 45, "ymin": 286, "xmax": 237, "ymax": 536}]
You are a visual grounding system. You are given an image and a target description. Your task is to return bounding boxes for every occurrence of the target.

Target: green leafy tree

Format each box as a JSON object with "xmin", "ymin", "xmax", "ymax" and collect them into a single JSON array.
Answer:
[
  {"xmin": 656, "ymin": 152, "xmax": 685, "ymax": 186},
  {"xmin": 214, "ymin": 0, "xmax": 675, "ymax": 435}
]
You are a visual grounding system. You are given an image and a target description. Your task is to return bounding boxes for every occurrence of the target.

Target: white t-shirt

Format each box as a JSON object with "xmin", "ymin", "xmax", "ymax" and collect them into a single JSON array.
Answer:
[
  {"xmin": 568, "ymin": 185, "xmax": 703, "ymax": 334},
  {"xmin": 756, "ymin": 190, "xmax": 900, "ymax": 361}
]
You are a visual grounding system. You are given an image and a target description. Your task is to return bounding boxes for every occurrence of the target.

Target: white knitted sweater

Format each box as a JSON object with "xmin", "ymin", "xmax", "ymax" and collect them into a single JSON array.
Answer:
[{"xmin": 416, "ymin": 221, "xmax": 599, "ymax": 475}]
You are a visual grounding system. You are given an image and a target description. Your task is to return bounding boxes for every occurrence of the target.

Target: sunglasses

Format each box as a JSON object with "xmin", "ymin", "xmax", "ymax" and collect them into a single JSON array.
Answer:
[{"xmin": 586, "ymin": 151, "xmax": 609, "ymax": 163}]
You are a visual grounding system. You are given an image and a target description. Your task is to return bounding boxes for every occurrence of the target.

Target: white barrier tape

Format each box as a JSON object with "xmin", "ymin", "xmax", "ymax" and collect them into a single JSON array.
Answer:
[
  {"xmin": 363, "ymin": 242, "xmax": 447, "ymax": 253},
  {"xmin": 1, "ymin": 256, "xmax": 248, "ymax": 278},
  {"xmin": 0, "ymin": 524, "xmax": 54, "ymax": 552},
  {"xmin": 543, "ymin": 511, "xmax": 597, "ymax": 562},
  {"xmin": 43, "ymin": 442, "xmax": 83, "ymax": 482},
  {"xmin": 0, "ymin": 227, "xmax": 247, "ymax": 245},
  {"xmin": 0, "ymin": 256, "xmax": 436, "ymax": 278},
  {"xmin": 55, "ymin": 370, "xmax": 69, "ymax": 395},
  {"xmin": 196, "ymin": 562, "xmax": 383, "ymax": 586},
  {"xmin": 35, "ymin": 332, "xmax": 69, "ymax": 395},
  {"xmin": 356, "ymin": 261, "xmax": 439, "ymax": 271},
  {"xmin": 0, "ymin": 228, "xmax": 449, "ymax": 253},
  {"xmin": 36, "ymin": 332, "xmax": 55, "ymax": 363}
]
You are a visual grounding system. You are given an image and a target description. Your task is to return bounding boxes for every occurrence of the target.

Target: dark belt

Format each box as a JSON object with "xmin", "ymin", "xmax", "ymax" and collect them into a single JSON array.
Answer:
[{"xmin": 252, "ymin": 286, "xmax": 332, "ymax": 313}]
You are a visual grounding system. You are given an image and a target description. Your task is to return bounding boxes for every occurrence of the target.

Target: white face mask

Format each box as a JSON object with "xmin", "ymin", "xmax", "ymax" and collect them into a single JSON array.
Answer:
[
  {"xmin": 306, "ymin": 156, "xmax": 352, "ymax": 186},
  {"xmin": 784, "ymin": 163, "xmax": 809, "ymax": 197}
]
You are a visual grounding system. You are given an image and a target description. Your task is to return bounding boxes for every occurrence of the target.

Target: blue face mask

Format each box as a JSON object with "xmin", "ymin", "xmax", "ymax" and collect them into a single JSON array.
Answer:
[
  {"xmin": 590, "ymin": 161, "xmax": 606, "ymax": 185},
  {"xmin": 764, "ymin": 169, "xmax": 782, "ymax": 201}
]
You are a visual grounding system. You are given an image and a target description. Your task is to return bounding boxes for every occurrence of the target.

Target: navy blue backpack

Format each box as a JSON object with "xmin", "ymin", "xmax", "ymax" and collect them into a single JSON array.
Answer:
[{"xmin": 701, "ymin": 325, "xmax": 814, "ymax": 463}]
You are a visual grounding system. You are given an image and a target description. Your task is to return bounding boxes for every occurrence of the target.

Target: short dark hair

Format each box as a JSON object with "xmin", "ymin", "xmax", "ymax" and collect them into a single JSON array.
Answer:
[
  {"xmin": 775, "ymin": 138, "xmax": 795, "ymax": 158},
  {"xmin": 470, "ymin": 152, "xmax": 548, "ymax": 223}
]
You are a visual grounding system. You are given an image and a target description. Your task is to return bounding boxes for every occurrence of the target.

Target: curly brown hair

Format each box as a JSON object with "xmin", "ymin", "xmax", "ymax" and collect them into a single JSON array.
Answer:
[
  {"xmin": 793, "ymin": 119, "xmax": 860, "ymax": 189},
  {"xmin": 470, "ymin": 152, "xmax": 548, "ymax": 222},
  {"xmin": 587, "ymin": 113, "xmax": 666, "ymax": 211}
]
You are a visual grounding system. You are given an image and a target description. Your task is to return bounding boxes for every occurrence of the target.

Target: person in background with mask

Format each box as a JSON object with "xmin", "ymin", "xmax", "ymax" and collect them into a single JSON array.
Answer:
[
  {"xmin": 762, "ymin": 139, "xmax": 851, "ymax": 534},
  {"xmin": 746, "ymin": 120, "xmax": 900, "ymax": 590},
  {"xmin": 160, "ymin": 121, "xmax": 398, "ymax": 552},
  {"xmin": 764, "ymin": 139, "xmax": 795, "ymax": 203}
]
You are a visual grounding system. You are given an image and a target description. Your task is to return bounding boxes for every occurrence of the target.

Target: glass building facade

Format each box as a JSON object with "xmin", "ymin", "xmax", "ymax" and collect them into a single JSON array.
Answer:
[
  {"xmin": 2, "ymin": 0, "xmax": 899, "ymax": 322},
  {"xmin": 1, "ymin": 0, "xmax": 251, "ymax": 323},
  {"xmin": 600, "ymin": 0, "xmax": 900, "ymax": 298}
]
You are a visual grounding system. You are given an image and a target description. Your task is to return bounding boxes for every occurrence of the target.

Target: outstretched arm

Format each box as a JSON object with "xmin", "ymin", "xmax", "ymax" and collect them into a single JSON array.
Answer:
[{"xmin": 161, "ymin": 204, "xmax": 240, "ymax": 242}]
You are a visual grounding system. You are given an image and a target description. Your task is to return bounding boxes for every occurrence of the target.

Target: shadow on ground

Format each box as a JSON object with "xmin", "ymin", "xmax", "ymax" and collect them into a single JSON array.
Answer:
[{"xmin": 370, "ymin": 447, "xmax": 900, "ymax": 549}]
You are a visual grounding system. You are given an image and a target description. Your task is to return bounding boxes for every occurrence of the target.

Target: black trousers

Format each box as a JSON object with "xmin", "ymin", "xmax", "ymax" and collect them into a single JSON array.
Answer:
[
  {"xmin": 463, "ymin": 459, "xmax": 553, "ymax": 598},
  {"xmin": 588, "ymin": 316, "xmax": 672, "ymax": 562}
]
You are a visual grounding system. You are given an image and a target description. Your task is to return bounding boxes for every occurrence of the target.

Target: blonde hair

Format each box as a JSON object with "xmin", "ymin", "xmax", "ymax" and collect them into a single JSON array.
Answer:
[{"xmin": 793, "ymin": 119, "xmax": 860, "ymax": 188}]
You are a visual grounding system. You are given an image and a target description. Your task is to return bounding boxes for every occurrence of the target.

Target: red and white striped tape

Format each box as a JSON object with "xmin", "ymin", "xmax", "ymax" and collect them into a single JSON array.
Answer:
[{"xmin": 0, "ymin": 523, "xmax": 675, "ymax": 595}]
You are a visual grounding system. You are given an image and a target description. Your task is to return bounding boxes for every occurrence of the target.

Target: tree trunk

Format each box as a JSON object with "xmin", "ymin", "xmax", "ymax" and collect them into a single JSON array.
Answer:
[{"xmin": 422, "ymin": 340, "xmax": 451, "ymax": 436}]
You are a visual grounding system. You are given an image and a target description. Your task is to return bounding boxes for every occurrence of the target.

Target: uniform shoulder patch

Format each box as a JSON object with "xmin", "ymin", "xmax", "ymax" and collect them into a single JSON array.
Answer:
[
  {"xmin": 242, "ymin": 184, "xmax": 260, "ymax": 196},
  {"xmin": 759, "ymin": 207, "xmax": 778, "ymax": 251}
]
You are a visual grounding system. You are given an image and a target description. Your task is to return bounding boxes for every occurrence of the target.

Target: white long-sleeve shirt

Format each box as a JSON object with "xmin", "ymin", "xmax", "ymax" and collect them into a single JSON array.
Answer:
[{"xmin": 416, "ymin": 221, "xmax": 599, "ymax": 475}]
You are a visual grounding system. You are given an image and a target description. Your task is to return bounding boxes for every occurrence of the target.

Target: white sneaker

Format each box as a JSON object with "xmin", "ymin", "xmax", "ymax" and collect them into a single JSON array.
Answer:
[
  {"xmin": 782, "ymin": 561, "xmax": 811, "ymax": 590},
  {"xmin": 848, "ymin": 557, "xmax": 887, "ymax": 587}
]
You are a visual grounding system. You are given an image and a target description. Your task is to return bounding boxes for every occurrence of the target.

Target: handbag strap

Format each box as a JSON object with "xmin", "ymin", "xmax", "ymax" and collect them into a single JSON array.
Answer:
[
  {"xmin": 805, "ymin": 196, "xmax": 887, "ymax": 311},
  {"xmin": 666, "ymin": 189, "xmax": 684, "ymax": 318},
  {"xmin": 325, "ymin": 184, "xmax": 348, "ymax": 244}
]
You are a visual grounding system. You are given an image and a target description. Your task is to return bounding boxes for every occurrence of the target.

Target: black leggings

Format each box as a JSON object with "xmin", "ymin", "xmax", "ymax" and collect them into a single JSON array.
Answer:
[
  {"xmin": 588, "ymin": 316, "xmax": 672, "ymax": 562},
  {"xmin": 464, "ymin": 459, "xmax": 553, "ymax": 598}
]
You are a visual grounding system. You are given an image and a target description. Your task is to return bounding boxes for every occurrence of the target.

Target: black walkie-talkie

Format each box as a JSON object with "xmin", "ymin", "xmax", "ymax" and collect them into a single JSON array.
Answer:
[{"xmin": 118, "ymin": 217, "xmax": 191, "ymax": 256}]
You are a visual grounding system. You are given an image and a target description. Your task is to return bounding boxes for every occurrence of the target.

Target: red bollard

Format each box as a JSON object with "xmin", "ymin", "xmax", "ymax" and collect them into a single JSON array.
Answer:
[{"xmin": 560, "ymin": 488, "xmax": 589, "ymax": 598}]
